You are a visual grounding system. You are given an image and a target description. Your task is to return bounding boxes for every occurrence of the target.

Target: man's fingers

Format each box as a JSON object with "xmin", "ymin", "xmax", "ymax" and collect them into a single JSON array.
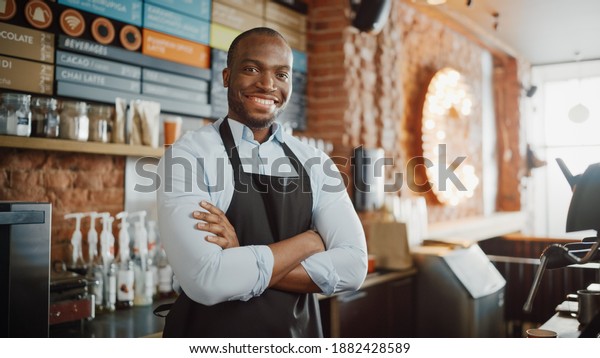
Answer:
[
  {"xmin": 196, "ymin": 202, "xmax": 235, "ymax": 231},
  {"xmin": 197, "ymin": 222, "xmax": 225, "ymax": 236},
  {"xmin": 194, "ymin": 202, "xmax": 239, "ymax": 249},
  {"xmin": 200, "ymin": 200, "xmax": 225, "ymax": 216},
  {"xmin": 193, "ymin": 211, "xmax": 222, "ymax": 224},
  {"xmin": 205, "ymin": 235, "xmax": 229, "ymax": 249}
]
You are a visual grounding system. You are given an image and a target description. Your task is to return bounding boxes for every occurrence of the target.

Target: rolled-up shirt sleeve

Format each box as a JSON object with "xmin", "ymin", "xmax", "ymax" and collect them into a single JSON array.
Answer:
[
  {"xmin": 157, "ymin": 138, "xmax": 273, "ymax": 306},
  {"xmin": 301, "ymin": 155, "xmax": 368, "ymax": 295}
]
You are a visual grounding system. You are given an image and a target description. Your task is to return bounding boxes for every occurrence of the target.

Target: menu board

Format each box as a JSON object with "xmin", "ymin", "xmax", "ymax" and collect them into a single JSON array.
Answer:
[
  {"xmin": 0, "ymin": 0, "xmax": 308, "ymax": 122},
  {"xmin": 0, "ymin": 20, "xmax": 54, "ymax": 94},
  {"xmin": 278, "ymin": 70, "xmax": 307, "ymax": 130},
  {"xmin": 0, "ymin": 55, "xmax": 54, "ymax": 94},
  {"xmin": 57, "ymin": 0, "xmax": 143, "ymax": 26},
  {"xmin": 210, "ymin": 48, "xmax": 228, "ymax": 119},
  {"xmin": 0, "ymin": 22, "xmax": 54, "ymax": 63},
  {"xmin": 143, "ymin": 3, "xmax": 210, "ymax": 44}
]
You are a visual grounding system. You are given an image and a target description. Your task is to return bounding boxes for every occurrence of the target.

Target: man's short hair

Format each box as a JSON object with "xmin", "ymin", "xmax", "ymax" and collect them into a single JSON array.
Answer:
[{"xmin": 226, "ymin": 27, "xmax": 288, "ymax": 67}]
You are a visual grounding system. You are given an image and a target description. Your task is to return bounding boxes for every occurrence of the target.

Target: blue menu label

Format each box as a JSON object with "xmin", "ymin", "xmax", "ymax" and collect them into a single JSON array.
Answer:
[
  {"xmin": 144, "ymin": 0, "xmax": 211, "ymax": 21},
  {"xmin": 58, "ymin": 0, "xmax": 143, "ymax": 26},
  {"xmin": 293, "ymin": 49, "xmax": 307, "ymax": 74},
  {"xmin": 143, "ymin": 4, "xmax": 210, "ymax": 44}
]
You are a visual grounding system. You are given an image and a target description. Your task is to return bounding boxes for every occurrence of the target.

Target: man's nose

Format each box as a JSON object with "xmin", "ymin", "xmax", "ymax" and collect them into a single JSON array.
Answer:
[{"xmin": 256, "ymin": 74, "xmax": 276, "ymax": 92}]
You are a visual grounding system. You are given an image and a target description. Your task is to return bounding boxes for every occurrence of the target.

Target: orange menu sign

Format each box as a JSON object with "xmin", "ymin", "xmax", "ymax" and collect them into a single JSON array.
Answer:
[{"xmin": 142, "ymin": 29, "xmax": 210, "ymax": 69}]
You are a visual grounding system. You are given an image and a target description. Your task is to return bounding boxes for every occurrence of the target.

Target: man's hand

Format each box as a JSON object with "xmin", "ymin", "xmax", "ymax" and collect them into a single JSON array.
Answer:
[
  {"xmin": 267, "ymin": 229, "xmax": 325, "ymax": 288},
  {"xmin": 193, "ymin": 201, "xmax": 239, "ymax": 249}
]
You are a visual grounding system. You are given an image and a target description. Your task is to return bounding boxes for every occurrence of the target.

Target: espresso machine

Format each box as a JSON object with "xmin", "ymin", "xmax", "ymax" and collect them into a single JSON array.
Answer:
[
  {"xmin": 0, "ymin": 202, "xmax": 51, "ymax": 337},
  {"xmin": 523, "ymin": 159, "xmax": 600, "ymax": 337}
]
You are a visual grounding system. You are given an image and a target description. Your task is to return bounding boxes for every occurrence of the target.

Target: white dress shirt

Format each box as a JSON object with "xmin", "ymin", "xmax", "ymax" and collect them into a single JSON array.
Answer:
[{"xmin": 157, "ymin": 118, "xmax": 368, "ymax": 306}]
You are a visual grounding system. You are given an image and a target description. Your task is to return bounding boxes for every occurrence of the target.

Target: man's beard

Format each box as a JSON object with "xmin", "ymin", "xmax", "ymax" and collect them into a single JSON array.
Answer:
[{"xmin": 227, "ymin": 90, "xmax": 286, "ymax": 129}]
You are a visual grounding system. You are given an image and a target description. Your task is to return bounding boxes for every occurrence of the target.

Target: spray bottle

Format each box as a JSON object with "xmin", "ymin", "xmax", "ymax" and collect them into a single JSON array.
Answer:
[
  {"xmin": 156, "ymin": 241, "xmax": 175, "ymax": 299},
  {"xmin": 115, "ymin": 211, "xmax": 134, "ymax": 309},
  {"xmin": 147, "ymin": 220, "xmax": 159, "ymax": 297},
  {"xmin": 84, "ymin": 212, "xmax": 100, "ymax": 265},
  {"xmin": 84, "ymin": 211, "xmax": 103, "ymax": 311},
  {"xmin": 99, "ymin": 212, "xmax": 116, "ymax": 312},
  {"xmin": 64, "ymin": 212, "xmax": 86, "ymax": 275},
  {"xmin": 130, "ymin": 211, "xmax": 153, "ymax": 306}
]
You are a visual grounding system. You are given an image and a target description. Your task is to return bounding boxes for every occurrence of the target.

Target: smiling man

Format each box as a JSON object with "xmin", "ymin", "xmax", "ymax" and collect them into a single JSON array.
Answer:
[
  {"xmin": 157, "ymin": 27, "xmax": 367, "ymax": 338},
  {"xmin": 223, "ymin": 28, "xmax": 290, "ymax": 138}
]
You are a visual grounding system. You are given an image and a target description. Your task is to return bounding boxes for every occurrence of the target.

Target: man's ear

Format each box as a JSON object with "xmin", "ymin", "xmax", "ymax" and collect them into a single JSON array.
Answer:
[{"xmin": 222, "ymin": 68, "xmax": 230, "ymax": 88}]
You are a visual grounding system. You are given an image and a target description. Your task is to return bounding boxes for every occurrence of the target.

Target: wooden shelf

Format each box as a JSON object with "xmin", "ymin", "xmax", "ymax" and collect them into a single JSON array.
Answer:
[{"xmin": 0, "ymin": 135, "xmax": 163, "ymax": 157}]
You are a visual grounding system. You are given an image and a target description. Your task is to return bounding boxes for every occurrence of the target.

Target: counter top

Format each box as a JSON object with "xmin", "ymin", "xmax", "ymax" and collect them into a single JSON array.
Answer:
[
  {"xmin": 425, "ymin": 212, "xmax": 526, "ymax": 246},
  {"xmin": 317, "ymin": 268, "xmax": 417, "ymax": 300},
  {"xmin": 359, "ymin": 268, "xmax": 417, "ymax": 289},
  {"xmin": 50, "ymin": 269, "xmax": 417, "ymax": 338},
  {"xmin": 539, "ymin": 312, "xmax": 582, "ymax": 338},
  {"xmin": 50, "ymin": 300, "xmax": 170, "ymax": 338}
]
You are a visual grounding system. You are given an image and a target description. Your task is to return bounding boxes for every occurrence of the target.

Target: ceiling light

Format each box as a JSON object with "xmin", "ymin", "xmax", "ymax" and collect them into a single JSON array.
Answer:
[
  {"xmin": 568, "ymin": 103, "xmax": 590, "ymax": 123},
  {"xmin": 568, "ymin": 51, "xmax": 590, "ymax": 123}
]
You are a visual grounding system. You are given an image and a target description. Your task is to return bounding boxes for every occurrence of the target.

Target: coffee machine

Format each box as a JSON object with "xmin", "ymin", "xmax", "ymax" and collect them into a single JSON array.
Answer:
[
  {"xmin": 523, "ymin": 160, "xmax": 600, "ymax": 337},
  {"xmin": 0, "ymin": 202, "xmax": 51, "ymax": 337}
]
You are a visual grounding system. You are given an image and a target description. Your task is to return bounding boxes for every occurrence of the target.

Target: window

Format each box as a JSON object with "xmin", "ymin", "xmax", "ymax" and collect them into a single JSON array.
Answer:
[{"xmin": 526, "ymin": 60, "xmax": 600, "ymax": 239}]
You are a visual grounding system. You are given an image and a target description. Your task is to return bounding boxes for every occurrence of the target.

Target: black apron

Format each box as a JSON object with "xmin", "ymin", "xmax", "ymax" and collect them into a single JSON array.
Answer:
[{"xmin": 161, "ymin": 119, "xmax": 323, "ymax": 338}]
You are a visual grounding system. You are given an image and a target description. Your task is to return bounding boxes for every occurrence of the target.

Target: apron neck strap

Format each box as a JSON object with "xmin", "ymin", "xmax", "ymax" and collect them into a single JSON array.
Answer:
[{"xmin": 219, "ymin": 119, "xmax": 307, "ymax": 178}]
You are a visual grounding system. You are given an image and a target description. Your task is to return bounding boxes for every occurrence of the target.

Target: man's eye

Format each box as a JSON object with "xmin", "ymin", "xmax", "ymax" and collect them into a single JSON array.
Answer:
[
  {"xmin": 244, "ymin": 67, "xmax": 259, "ymax": 73},
  {"xmin": 277, "ymin": 73, "xmax": 290, "ymax": 80}
]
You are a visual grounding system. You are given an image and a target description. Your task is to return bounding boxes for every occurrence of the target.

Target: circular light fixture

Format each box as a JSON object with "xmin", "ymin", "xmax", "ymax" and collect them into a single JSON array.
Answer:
[
  {"xmin": 568, "ymin": 103, "xmax": 590, "ymax": 123},
  {"xmin": 418, "ymin": 67, "xmax": 479, "ymax": 206}
]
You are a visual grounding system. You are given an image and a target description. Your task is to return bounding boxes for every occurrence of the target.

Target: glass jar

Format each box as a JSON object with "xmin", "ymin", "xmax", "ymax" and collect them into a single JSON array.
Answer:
[
  {"xmin": 31, "ymin": 96, "xmax": 60, "ymax": 138},
  {"xmin": 88, "ymin": 104, "xmax": 113, "ymax": 143},
  {"xmin": 0, "ymin": 92, "xmax": 31, "ymax": 137},
  {"xmin": 59, "ymin": 101, "xmax": 89, "ymax": 141}
]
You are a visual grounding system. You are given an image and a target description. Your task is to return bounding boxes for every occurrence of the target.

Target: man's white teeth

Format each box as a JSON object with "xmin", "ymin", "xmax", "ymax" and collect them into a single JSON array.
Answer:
[{"xmin": 251, "ymin": 97, "xmax": 274, "ymax": 105}]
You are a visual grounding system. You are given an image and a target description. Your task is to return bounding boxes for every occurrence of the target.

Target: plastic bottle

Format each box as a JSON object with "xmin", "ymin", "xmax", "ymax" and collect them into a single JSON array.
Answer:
[
  {"xmin": 64, "ymin": 212, "xmax": 87, "ymax": 275},
  {"xmin": 84, "ymin": 212, "xmax": 100, "ymax": 265},
  {"xmin": 147, "ymin": 220, "xmax": 158, "ymax": 258},
  {"xmin": 147, "ymin": 220, "xmax": 159, "ymax": 297},
  {"xmin": 115, "ymin": 211, "xmax": 134, "ymax": 309},
  {"xmin": 99, "ymin": 212, "xmax": 116, "ymax": 312},
  {"xmin": 105, "ymin": 262, "xmax": 117, "ymax": 312},
  {"xmin": 130, "ymin": 211, "xmax": 153, "ymax": 306},
  {"xmin": 156, "ymin": 243, "xmax": 175, "ymax": 299},
  {"xmin": 84, "ymin": 212, "xmax": 103, "ymax": 311},
  {"xmin": 87, "ymin": 257, "xmax": 104, "ymax": 312},
  {"xmin": 99, "ymin": 213, "xmax": 114, "ymax": 264}
]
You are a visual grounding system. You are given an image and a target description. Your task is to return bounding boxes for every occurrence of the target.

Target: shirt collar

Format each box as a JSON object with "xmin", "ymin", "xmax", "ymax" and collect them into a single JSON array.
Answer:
[{"xmin": 219, "ymin": 117, "xmax": 285, "ymax": 145}]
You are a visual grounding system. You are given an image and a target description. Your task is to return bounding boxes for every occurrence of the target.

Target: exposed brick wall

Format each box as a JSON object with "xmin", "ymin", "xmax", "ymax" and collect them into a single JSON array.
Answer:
[
  {"xmin": 0, "ymin": 148, "xmax": 124, "ymax": 263},
  {"xmin": 398, "ymin": 4, "xmax": 485, "ymax": 221},
  {"xmin": 494, "ymin": 57, "xmax": 522, "ymax": 211},
  {"xmin": 305, "ymin": 0, "xmax": 520, "ymax": 223}
]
